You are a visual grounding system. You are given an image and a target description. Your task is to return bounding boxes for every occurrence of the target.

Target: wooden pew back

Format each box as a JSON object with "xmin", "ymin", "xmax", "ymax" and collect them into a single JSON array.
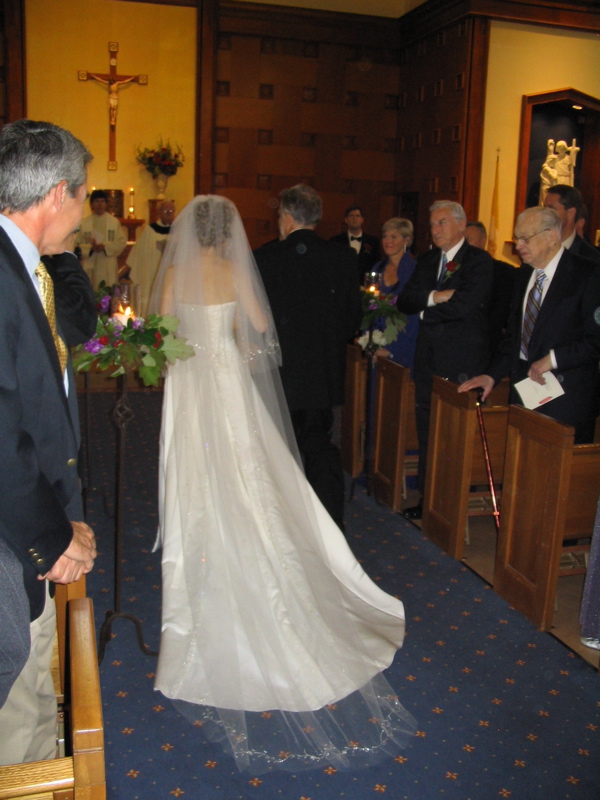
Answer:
[
  {"xmin": 494, "ymin": 406, "xmax": 600, "ymax": 630},
  {"xmin": 371, "ymin": 359, "xmax": 418, "ymax": 511},
  {"xmin": 422, "ymin": 377, "xmax": 508, "ymax": 559},
  {"xmin": 341, "ymin": 344, "xmax": 367, "ymax": 479}
]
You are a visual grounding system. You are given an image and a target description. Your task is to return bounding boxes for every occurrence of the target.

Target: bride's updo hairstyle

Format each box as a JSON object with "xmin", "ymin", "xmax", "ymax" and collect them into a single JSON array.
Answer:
[{"xmin": 194, "ymin": 195, "xmax": 235, "ymax": 248}]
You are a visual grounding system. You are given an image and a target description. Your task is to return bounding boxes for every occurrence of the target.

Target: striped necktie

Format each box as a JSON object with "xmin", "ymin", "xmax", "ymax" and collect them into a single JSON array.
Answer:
[
  {"xmin": 521, "ymin": 270, "xmax": 546, "ymax": 360},
  {"xmin": 436, "ymin": 252, "xmax": 448, "ymax": 290},
  {"xmin": 35, "ymin": 261, "xmax": 68, "ymax": 374}
]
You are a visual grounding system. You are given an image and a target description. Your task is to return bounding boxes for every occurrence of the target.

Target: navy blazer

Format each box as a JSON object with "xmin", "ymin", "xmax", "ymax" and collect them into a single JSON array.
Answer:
[
  {"xmin": 489, "ymin": 248, "xmax": 600, "ymax": 439},
  {"xmin": 0, "ymin": 229, "xmax": 84, "ymax": 620},
  {"xmin": 397, "ymin": 240, "xmax": 494, "ymax": 384}
]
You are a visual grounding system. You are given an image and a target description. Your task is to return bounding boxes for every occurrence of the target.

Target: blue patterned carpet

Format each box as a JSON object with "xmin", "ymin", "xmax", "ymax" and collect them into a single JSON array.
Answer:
[{"xmin": 81, "ymin": 390, "xmax": 600, "ymax": 800}]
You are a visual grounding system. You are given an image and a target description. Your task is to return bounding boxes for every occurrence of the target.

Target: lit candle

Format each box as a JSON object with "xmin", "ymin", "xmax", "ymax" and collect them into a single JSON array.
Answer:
[
  {"xmin": 113, "ymin": 305, "xmax": 133, "ymax": 325},
  {"xmin": 128, "ymin": 187, "xmax": 135, "ymax": 219}
]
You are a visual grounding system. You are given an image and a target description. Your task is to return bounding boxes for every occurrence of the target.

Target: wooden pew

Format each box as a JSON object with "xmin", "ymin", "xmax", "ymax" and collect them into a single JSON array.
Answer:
[
  {"xmin": 494, "ymin": 406, "xmax": 600, "ymax": 631},
  {"xmin": 371, "ymin": 359, "xmax": 419, "ymax": 511},
  {"xmin": 341, "ymin": 344, "xmax": 367, "ymax": 482},
  {"xmin": 0, "ymin": 591, "xmax": 105, "ymax": 799},
  {"xmin": 422, "ymin": 376, "xmax": 509, "ymax": 559},
  {"xmin": 53, "ymin": 579, "xmax": 87, "ymax": 704}
]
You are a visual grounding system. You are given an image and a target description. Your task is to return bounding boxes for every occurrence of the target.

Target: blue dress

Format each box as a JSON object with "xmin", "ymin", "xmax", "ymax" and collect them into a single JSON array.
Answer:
[{"xmin": 377, "ymin": 253, "xmax": 419, "ymax": 373}]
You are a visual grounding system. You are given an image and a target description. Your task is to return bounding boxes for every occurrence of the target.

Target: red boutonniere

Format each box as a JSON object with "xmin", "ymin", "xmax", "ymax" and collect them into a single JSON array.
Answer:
[
  {"xmin": 442, "ymin": 261, "xmax": 460, "ymax": 283},
  {"xmin": 363, "ymin": 243, "xmax": 372, "ymax": 253}
]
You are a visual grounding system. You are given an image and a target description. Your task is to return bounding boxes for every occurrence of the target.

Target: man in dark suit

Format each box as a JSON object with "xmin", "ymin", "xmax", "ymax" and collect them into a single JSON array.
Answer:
[
  {"xmin": 544, "ymin": 184, "xmax": 600, "ymax": 265},
  {"xmin": 330, "ymin": 205, "xmax": 381, "ymax": 285},
  {"xmin": 465, "ymin": 220, "xmax": 515, "ymax": 356},
  {"xmin": 0, "ymin": 120, "xmax": 97, "ymax": 765},
  {"xmin": 397, "ymin": 201, "xmax": 494, "ymax": 519},
  {"xmin": 255, "ymin": 185, "xmax": 362, "ymax": 531},
  {"xmin": 459, "ymin": 206, "xmax": 600, "ymax": 444}
]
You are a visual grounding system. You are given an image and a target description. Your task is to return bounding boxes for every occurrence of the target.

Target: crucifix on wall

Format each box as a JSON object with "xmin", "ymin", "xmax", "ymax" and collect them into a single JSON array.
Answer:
[{"xmin": 78, "ymin": 42, "xmax": 148, "ymax": 170}]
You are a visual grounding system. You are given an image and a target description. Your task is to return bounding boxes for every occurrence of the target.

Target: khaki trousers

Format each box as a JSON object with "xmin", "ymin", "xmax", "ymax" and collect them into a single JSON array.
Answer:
[{"xmin": 0, "ymin": 582, "xmax": 57, "ymax": 765}]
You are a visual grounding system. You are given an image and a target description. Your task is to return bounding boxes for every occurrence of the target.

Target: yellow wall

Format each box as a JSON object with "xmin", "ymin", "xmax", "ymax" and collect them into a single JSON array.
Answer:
[
  {"xmin": 25, "ymin": 2, "xmax": 600, "ymax": 246},
  {"xmin": 480, "ymin": 20, "xmax": 600, "ymax": 263},
  {"xmin": 25, "ymin": 0, "xmax": 197, "ymax": 222}
]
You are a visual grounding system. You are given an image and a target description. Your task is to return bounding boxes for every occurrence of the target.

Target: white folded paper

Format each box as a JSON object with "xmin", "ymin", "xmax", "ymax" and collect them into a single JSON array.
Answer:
[{"xmin": 514, "ymin": 371, "xmax": 565, "ymax": 410}]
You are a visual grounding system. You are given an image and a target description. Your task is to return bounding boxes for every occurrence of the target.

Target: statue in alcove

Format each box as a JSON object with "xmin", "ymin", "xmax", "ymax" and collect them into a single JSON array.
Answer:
[{"xmin": 539, "ymin": 138, "xmax": 580, "ymax": 203}]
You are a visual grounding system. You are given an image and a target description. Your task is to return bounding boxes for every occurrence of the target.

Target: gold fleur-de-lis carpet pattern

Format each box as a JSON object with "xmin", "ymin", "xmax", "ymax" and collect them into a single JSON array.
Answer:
[{"xmin": 81, "ymin": 391, "xmax": 600, "ymax": 799}]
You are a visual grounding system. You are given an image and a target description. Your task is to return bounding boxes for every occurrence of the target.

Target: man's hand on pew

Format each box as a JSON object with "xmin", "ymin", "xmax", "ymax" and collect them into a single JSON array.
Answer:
[
  {"xmin": 458, "ymin": 374, "xmax": 494, "ymax": 401},
  {"xmin": 39, "ymin": 521, "xmax": 97, "ymax": 584}
]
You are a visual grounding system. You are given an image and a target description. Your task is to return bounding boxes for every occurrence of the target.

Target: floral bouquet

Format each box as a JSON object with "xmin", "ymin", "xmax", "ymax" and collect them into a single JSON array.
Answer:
[
  {"xmin": 359, "ymin": 288, "xmax": 407, "ymax": 356},
  {"xmin": 72, "ymin": 283, "xmax": 195, "ymax": 387},
  {"xmin": 135, "ymin": 138, "xmax": 185, "ymax": 178}
]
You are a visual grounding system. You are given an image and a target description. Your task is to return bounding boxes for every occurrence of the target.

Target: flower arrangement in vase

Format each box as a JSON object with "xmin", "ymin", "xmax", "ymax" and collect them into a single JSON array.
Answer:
[{"xmin": 136, "ymin": 138, "xmax": 184, "ymax": 198}]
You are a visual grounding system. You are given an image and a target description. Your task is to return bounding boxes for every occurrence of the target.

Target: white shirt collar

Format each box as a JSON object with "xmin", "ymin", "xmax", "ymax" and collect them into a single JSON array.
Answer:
[
  {"xmin": 442, "ymin": 237, "xmax": 465, "ymax": 263},
  {"xmin": 563, "ymin": 230, "xmax": 577, "ymax": 250},
  {"xmin": 534, "ymin": 244, "xmax": 564, "ymax": 282}
]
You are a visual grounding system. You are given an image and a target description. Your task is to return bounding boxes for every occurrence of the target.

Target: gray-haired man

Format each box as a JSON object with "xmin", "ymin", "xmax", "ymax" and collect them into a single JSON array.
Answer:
[{"xmin": 0, "ymin": 120, "xmax": 97, "ymax": 764}]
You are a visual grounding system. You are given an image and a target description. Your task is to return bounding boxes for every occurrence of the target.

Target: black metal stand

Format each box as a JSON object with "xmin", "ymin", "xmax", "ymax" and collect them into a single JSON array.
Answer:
[{"xmin": 98, "ymin": 375, "xmax": 158, "ymax": 664}]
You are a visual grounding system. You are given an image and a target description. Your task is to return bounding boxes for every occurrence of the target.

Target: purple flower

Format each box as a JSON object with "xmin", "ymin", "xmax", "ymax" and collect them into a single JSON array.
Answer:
[
  {"xmin": 84, "ymin": 338, "xmax": 104, "ymax": 355},
  {"xmin": 109, "ymin": 318, "xmax": 124, "ymax": 335},
  {"xmin": 368, "ymin": 302, "xmax": 378, "ymax": 311},
  {"xmin": 98, "ymin": 295, "xmax": 111, "ymax": 313},
  {"xmin": 388, "ymin": 295, "xmax": 398, "ymax": 305},
  {"xmin": 132, "ymin": 318, "xmax": 145, "ymax": 330}
]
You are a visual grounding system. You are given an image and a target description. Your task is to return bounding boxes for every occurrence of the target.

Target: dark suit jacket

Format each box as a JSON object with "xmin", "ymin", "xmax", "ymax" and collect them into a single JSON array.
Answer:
[
  {"xmin": 488, "ymin": 248, "xmax": 600, "ymax": 439},
  {"xmin": 569, "ymin": 233, "xmax": 600, "ymax": 265},
  {"xmin": 397, "ymin": 241, "xmax": 494, "ymax": 385},
  {"xmin": 489, "ymin": 258, "xmax": 516, "ymax": 354},
  {"xmin": 43, "ymin": 252, "xmax": 97, "ymax": 347},
  {"xmin": 254, "ymin": 229, "xmax": 362, "ymax": 410},
  {"xmin": 0, "ymin": 232, "xmax": 91, "ymax": 620},
  {"xmin": 330, "ymin": 231, "xmax": 381, "ymax": 285}
]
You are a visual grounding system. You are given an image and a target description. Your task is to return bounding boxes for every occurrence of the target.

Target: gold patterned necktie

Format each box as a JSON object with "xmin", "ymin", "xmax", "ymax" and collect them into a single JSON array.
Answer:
[{"xmin": 35, "ymin": 261, "xmax": 68, "ymax": 374}]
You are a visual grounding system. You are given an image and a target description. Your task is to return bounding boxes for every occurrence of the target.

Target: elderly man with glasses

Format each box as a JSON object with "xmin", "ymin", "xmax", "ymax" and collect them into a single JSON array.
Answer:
[{"xmin": 460, "ymin": 206, "xmax": 600, "ymax": 444}]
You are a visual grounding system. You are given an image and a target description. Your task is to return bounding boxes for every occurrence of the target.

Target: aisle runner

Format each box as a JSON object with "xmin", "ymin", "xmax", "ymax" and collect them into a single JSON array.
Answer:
[{"xmin": 82, "ymin": 391, "xmax": 600, "ymax": 800}]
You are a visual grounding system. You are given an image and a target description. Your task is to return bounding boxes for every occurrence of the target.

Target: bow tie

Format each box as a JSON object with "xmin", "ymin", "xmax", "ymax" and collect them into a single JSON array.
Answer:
[{"xmin": 350, "ymin": 236, "xmax": 362, "ymax": 241}]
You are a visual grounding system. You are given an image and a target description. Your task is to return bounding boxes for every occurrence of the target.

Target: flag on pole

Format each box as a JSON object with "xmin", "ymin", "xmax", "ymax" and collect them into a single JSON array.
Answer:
[{"xmin": 487, "ymin": 151, "xmax": 500, "ymax": 257}]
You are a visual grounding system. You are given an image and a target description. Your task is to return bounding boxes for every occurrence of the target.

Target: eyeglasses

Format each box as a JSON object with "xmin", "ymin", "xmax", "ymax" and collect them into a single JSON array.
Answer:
[{"xmin": 513, "ymin": 228, "xmax": 550, "ymax": 246}]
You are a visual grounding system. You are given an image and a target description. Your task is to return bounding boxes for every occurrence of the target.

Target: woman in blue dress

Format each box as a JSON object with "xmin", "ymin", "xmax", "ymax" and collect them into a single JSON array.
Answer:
[{"xmin": 375, "ymin": 218, "xmax": 419, "ymax": 372}]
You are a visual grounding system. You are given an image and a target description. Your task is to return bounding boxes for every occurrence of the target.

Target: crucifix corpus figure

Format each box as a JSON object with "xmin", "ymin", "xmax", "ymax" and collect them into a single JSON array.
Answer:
[{"xmin": 79, "ymin": 42, "xmax": 148, "ymax": 170}]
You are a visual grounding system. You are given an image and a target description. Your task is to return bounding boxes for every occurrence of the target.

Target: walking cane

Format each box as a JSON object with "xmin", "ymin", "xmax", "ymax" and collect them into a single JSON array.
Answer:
[{"xmin": 475, "ymin": 390, "xmax": 500, "ymax": 532}]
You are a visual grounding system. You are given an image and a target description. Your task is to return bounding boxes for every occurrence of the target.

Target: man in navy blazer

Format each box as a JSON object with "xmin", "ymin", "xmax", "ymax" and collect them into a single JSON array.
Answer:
[
  {"xmin": 397, "ymin": 201, "xmax": 493, "ymax": 518},
  {"xmin": 0, "ymin": 120, "xmax": 97, "ymax": 765},
  {"xmin": 255, "ymin": 185, "xmax": 362, "ymax": 531},
  {"xmin": 460, "ymin": 206, "xmax": 600, "ymax": 444}
]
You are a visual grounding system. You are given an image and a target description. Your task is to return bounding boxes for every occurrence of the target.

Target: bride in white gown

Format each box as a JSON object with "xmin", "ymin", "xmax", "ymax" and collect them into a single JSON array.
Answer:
[{"xmin": 150, "ymin": 195, "xmax": 416, "ymax": 771}]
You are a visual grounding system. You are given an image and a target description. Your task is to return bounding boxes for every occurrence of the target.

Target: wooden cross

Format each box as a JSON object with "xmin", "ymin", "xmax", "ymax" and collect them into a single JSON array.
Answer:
[{"xmin": 79, "ymin": 42, "xmax": 148, "ymax": 171}]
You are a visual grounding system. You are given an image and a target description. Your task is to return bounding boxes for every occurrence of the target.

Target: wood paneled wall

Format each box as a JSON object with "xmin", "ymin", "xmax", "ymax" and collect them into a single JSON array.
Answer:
[
  {"xmin": 216, "ymin": 3, "xmax": 403, "ymax": 248},
  {"xmin": 0, "ymin": 0, "xmax": 26, "ymax": 125},
  {"xmin": 395, "ymin": 15, "xmax": 490, "ymax": 249}
]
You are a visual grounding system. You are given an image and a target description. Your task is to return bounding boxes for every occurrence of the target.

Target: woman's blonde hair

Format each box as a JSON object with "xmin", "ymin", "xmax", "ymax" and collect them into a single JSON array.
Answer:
[{"xmin": 381, "ymin": 217, "xmax": 413, "ymax": 246}]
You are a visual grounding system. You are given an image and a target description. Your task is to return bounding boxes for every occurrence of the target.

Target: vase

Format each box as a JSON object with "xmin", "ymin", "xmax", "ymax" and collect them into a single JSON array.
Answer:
[{"xmin": 154, "ymin": 173, "xmax": 169, "ymax": 199}]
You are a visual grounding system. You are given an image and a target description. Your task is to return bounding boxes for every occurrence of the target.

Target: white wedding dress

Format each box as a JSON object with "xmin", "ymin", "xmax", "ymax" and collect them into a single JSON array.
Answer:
[{"xmin": 154, "ymin": 301, "xmax": 416, "ymax": 770}]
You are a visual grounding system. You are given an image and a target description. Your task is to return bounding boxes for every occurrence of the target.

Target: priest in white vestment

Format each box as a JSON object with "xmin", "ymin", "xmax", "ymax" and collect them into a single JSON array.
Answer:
[
  {"xmin": 76, "ymin": 189, "xmax": 127, "ymax": 288},
  {"xmin": 125, "ymin": 200, "xmax": 175, "ymax": 318}
]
